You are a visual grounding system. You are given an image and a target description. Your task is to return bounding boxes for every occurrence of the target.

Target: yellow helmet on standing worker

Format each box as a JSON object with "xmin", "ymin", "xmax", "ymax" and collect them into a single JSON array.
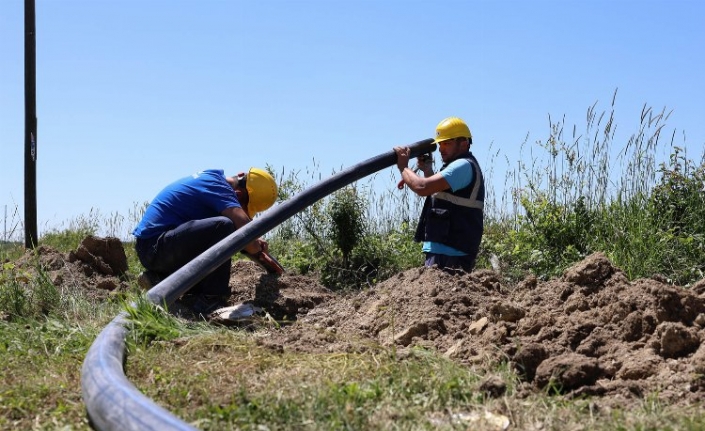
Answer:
[
  {"xmin": 245, "ymin": 167, "xmax": 277, "ymax": 218},
  {"xmin": 434, "ymin": 117, "xmax": 472, "ymax": 143}
]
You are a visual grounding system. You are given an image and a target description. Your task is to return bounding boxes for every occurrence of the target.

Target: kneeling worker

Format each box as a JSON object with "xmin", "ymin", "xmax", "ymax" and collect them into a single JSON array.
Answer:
[{"xmin": 132, "ymin": 167, "xmax": 277, "ymax": 316}]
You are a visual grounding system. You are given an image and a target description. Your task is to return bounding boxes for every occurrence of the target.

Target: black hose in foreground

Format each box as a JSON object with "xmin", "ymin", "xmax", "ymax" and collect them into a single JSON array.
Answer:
[{"xmin": 81, "ymin": 138, "xmax": 435, "ymax": 431}]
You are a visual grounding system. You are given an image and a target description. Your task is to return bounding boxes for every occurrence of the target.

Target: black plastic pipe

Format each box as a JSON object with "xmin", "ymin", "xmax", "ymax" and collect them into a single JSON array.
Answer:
[
  {"xmin": 81, "ymin": 313, "xmax": 200, "ymax": 431},
  {"xmin": 81, "ymin": 138, "xmax": 435, "ymax": 431},
  {"xmin": 146, "ymin": 138, "xmax": 436, "ymax": 307}
]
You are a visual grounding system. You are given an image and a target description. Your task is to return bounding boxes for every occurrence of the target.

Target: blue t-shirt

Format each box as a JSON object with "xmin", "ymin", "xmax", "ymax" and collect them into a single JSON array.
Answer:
[
  {"xmin": 422, "ymin": 159, "xmax": 474, "ymax": 256},
  {"xmin": 132, "ymin": 169, "xmax": 242, "ymax": 239}
]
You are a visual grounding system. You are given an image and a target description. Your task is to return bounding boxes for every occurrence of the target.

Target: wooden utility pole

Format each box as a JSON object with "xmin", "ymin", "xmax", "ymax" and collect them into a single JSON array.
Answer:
[{"xmin": 24, "ymin": 0, "xmax": 38, "ymax": 248}]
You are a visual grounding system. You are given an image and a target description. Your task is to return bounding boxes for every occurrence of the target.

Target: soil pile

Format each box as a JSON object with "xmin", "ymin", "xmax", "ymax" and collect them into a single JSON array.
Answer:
[
  {"xmin": 10, "ymin": 237, "xmax": 705, "ymax": 405},
  {"xmin": 245, "ymin": 252, "xmax": 705, "ymax": 405},
  {"xmin": 10, "ymin": 235, "xmax": 131, "ymax": 301}
]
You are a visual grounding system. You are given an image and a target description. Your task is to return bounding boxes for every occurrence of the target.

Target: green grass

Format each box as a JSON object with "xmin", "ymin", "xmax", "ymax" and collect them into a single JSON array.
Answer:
[
  {"xmin": 0, "ymin": 318, "xmax": 97, "ymax": 429},
  {"xmin": 125, "ymin": 325, "xmax": 705, "ymax": 431},
  {"xmin": 0, "ymin": 292, "xmax": 122, "ymax": 430},
  {"xmin": 130, "ymin": 341, "xmax": 491, "ymax": 430}
]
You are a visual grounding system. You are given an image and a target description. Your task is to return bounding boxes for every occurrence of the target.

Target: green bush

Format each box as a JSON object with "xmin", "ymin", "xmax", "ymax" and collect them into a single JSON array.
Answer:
[
  {"xmin": 487, "ymin": 193, "xmax": 595, "ymax": 279},
  {"xmin": 328, "ymin": 187, "xmax": 365, "ymax": 264},
  {"xmin": 646, "ymin": 149, "xmax": 705, "ymax": 283}
]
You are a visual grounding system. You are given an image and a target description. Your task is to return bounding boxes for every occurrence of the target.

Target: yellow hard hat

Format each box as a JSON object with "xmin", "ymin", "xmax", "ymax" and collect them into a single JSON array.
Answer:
[
  {"xmin": 245, "ymin": 167, "xmax": 277, "ymax": 218},
  {"xmin": 434, "ymin": 117, "xmax": 472, "ymax": 143}
]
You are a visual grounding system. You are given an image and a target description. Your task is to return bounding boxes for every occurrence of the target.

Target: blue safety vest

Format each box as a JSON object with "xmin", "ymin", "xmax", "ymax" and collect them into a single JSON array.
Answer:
[{"xmin": 414, "ymin": 152, "xmax": 485, "ymax": 255}]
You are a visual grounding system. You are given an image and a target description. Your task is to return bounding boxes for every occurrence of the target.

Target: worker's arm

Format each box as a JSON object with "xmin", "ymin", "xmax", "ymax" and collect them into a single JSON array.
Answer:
[
  {"xmin": 220, "ymin": 206, "xmax": 267, "ymax": 254},
  {"xmin": 399, "ymin": 169, "xmax": 450, "ymax": 197},
  {"xmin": 395, "ymin": 146, "xmax": 450, "ymax": 197}
]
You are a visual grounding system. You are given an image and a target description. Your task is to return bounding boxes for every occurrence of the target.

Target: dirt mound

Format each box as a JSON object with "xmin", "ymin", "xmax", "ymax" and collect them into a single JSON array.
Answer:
[
  {"xmin": 10, "ymin": 235, "xmax": 131, "ymax": 300},
  {"xmin": 253, "ymin": 252, "xmax": 705, "ymax": 405},
  {"xmin": 12, "ymin": 238, "xmax": 705, "ymax": 404}
]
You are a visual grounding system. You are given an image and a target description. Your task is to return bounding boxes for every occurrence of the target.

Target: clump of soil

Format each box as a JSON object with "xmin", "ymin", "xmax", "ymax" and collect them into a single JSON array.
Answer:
[
  {"xmin": 12, "ymin": 238, "xmax": 705, "ymax": 405},
  {"xmin": 10, "ymin": 235, "xmax": 131, "ymax": 301},
  {"xmin": 227, "ymin": 259, "xmax": 334, "ymax": 322}
]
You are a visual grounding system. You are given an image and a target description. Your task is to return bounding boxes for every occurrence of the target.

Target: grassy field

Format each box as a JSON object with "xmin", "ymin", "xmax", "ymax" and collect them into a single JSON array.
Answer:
[
  {"xmin": 2, "ymin": 100, "xmax": 704, "ymax": 430},
  {"xmin": 3, "ymin": 279, "xmax": 705, "ymax": 430}
]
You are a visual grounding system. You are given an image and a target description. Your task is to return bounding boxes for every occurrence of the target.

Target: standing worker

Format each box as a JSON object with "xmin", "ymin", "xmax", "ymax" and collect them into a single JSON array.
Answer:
[
  {"xmin": 132, "ymin": 168, "xmax": 278, "ymax": 316},
  {"xmin": 394, "ymin": 117, "xmax": 485, "ymax": 273}
]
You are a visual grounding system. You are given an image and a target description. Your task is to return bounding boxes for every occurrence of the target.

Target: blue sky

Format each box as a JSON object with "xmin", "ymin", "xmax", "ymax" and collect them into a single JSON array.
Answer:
[{"xmin": 1, "ymin": 0, "xmax": 704, "ymax": 239}]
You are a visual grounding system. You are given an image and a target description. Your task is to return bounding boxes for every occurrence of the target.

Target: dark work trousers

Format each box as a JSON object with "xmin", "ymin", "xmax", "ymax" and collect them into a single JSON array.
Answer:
[
  {"xmin": 135, "ymin": 216, "xmax": 236, "ymax": 298},
  {"xmin": 424, "ymin": 252, "xmax": 476, "ymax": 274}
]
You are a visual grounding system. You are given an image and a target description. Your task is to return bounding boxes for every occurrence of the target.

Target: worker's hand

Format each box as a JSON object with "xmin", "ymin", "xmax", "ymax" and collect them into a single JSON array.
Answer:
[
  {"xmin": 416, "ymin": 154, "xmax": 433, "ymax": 176},
  {"xmin": 258, "ymin": 238, "xmax": 269, "ymax": 253},
  {"xmin": 394, "ymin": 146, "xmax": 410, "ymax": 172},
  {"xmin": 240, "ymin": 247, "xmax": 285, "ymax": 275},
  {"xmin": 244, "ymin": 238, "xmax": 268, "ymax": 255}
]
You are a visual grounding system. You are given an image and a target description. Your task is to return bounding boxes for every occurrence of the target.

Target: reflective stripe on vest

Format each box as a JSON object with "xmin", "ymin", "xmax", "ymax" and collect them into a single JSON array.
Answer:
[{"xmin": 432, "ymin": 159, "xmax": 484, "ymax": 209}]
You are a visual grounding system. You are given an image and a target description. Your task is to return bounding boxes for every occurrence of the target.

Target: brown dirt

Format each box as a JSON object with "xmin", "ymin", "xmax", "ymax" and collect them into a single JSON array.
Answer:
[
  {"xmin": 12, "ymin": 236, "xmax": 705, "ymax": 406},
  {"xmin": 10, "ymin": 235, "xmax": 131, "ymax": 302}
]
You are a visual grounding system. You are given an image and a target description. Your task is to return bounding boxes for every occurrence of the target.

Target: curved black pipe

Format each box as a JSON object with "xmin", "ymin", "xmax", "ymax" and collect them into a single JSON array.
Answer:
[
  {"xmin": 82, "ymin": 313, "xmax": 199, "ymax": 431},
  {"xmin": 81, "ymin": 138, "xmax": 435, "ymax": 431},
  {"xmin": 146, "ymin": 138, "xmax": 435, "ymax": 306}
]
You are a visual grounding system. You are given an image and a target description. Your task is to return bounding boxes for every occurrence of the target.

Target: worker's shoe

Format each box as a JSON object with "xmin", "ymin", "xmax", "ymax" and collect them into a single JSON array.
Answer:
[
  {"xmin": 176, "ymin": 294, "xmax": 228, "ymax": 319},
  {"xmin": 209, "ymin": 303, "xmax": 265, "ymax": 326},
  {"xmin": 137, "ymin": 271, "xmax": 163, "ymax": 290}
]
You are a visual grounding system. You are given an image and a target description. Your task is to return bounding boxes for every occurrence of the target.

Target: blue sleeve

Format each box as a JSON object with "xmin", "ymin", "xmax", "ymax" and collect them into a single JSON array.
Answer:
[
  {"xmin": 195, "ymin": 171, "xmax": 241, "ymax": 213},
  {"xmin": 133, "ymin": 169, "xmax": 242, "ymax": 239},
  {"xmin": 439, "ymin": 159, "xmax": 474, "ymax": 192}
]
